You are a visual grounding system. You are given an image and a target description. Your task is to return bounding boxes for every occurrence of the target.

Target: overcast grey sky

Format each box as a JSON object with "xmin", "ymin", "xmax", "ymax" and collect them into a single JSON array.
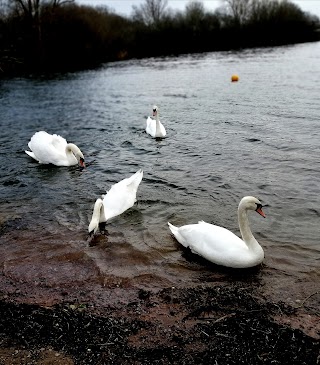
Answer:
[{"xmin": 76, "ymin": 0, "xmax": 320, "ymax": 18}]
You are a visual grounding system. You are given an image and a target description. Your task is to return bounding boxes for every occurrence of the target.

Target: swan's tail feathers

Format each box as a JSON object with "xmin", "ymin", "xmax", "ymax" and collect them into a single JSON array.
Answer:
[
  {"xmin": 127, "ymin": 169, "xmax": 143, "ymax": 190},
  {"xmin": 168, "ymin": 222, "xmax": 179, "ymax": 235},
  {"xmin": 25, "ymin": 150, "xmax": 39, "ymax": 162},
  {"xmin": 168, "ymin": 222, "xmax": 188, "ymax": 248}
]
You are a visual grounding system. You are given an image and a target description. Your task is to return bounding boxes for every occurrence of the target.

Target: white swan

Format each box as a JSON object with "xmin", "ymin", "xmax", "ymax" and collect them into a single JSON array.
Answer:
[
  {"xmin": 146, "ymin": 105, "xmax": 166, "ymax": 138},
  {"xmin": 88, "ymin": 169, "xmax": 143, "ymax": 235},
  {"xmin": 168, "ymin": 196, "xmax": 266, "ymax": 268},
  {"xmin": 25, "ymin": 131, "xmax": 85, "ymax": 167}
]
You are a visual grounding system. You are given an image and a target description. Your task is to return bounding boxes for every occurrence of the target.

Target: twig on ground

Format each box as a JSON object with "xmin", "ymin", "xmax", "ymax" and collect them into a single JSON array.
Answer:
[
  {"xmin": 295, "ymin": 291, "xmax": 319, "ymax": 309},
  {"xmin": 197, "ymin": 313, "xmax": 236, "ymax": 323}
]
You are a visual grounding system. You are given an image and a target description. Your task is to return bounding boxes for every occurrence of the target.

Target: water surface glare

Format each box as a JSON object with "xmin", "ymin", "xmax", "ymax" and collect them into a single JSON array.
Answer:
[{"xmin": 1, "ymin": 42, "xmax": 319, "ymax": 305}]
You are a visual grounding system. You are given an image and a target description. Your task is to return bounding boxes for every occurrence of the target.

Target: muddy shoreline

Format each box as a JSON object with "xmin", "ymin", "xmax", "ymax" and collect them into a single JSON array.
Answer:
[
  {"xmin": 1, "ymin": 220, "xmax": 319, "ymax": 364},
  {"xmin": 0, "ymin": 282, "xmax": 319, "ymax": 365}
]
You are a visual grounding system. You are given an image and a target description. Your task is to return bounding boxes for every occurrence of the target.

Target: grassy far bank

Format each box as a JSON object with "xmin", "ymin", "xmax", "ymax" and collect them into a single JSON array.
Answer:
[{"xmin": 0, "ymin": 0, "xmax": 319, "ymax": 76}]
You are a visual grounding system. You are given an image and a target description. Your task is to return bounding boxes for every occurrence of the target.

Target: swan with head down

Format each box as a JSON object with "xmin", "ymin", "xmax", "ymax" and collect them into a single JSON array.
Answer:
[
  {"xmin": 25, "ymin": 131, "xmax": 85, "ymax": 167},
  {"xmin": 146, "ymin": 105, "xmax": 166, "ymax": 138},
  {"xmin": 88, "ymin": 169, "xmax": 143, "ymax": 235},
  {"xmin": 168, "ymin": 196, "xmax": 266, "ymax": 268}
]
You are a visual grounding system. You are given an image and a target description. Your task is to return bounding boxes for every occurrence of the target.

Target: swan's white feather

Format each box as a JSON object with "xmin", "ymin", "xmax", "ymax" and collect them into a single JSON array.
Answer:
[
  {"xmin": 168, "ymin": 196, "xmax": 265, "ymax": 268},
  {"xmin": 103, "ymin": 169, "xmax": 143, "ymax": 221},
  {"xmin": 25, "ymin": 131, "xmax": 83, "ymax": 166},
  {"xmin": 88, "ymin": 169, "xmax": 143, "ymax": 234},
  {"xmin": 146, "ymin": 117, "xmax": 166, "ymax": 138},
  {"xmin": 146, "ymin": 106, "xmax": 166, "ymax": 138}
]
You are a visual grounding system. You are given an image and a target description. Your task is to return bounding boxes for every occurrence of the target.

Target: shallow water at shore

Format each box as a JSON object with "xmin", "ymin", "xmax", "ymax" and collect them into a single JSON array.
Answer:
[{"xmin": 0, "ymin": 42, "xmax": 319, "ymax": 306}]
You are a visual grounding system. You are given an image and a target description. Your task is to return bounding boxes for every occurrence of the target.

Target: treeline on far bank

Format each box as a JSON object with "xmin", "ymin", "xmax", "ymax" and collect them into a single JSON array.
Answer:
[{"xmin": 0, "ymin": 0, "xmax": 319, "ymax": 76}]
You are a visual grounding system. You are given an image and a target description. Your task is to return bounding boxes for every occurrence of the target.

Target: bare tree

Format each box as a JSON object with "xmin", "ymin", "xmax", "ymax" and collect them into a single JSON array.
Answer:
[
  {"xmin": 132, "ymin": 0, "xmax": 168, "ymax": 25},
  {"xmin": 0, "ymin": 0, "xmax": 9, "ymax": 17},
  {"xmin": 10, "ymin": 0, "xmax": 74, "ymax": 18},
  {"xmin": 185, "ymin": 0, "xmax": 205, "ymax": 22},
  {"xmin": 12, "ymin": 0, "xmax": 40, "ymax": 18},
  {"xmin": 9, "ymin": 0, "xmax": 74, "ymax": 65},
  {"xmin": 223, "ymin": 0, "xmax": 252, "ymax": 24}
]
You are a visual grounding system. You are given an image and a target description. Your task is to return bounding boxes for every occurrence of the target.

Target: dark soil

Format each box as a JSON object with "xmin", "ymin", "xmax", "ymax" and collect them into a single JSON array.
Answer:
[{"xmin": 0, "ymin": 284, "xmax": 319, "ymax": 365}]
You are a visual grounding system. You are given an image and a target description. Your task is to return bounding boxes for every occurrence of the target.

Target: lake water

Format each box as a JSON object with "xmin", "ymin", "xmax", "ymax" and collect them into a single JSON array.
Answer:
[{"xmin": 0, "ymin": 41, "xmax": 319, "ymax": 306}]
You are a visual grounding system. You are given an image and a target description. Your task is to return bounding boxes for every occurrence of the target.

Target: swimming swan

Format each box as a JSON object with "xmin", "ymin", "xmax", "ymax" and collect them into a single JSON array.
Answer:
[
  {"xmin": 88, "ymin": 169, "xmax": 143, "ymax": 235},
  {"xmin": 25, "ymin": 131, "xmax": 85, "ymax": 167},
  {"xmin": 168, "ymin": 196, "xmax": 266, "ymax": 268},
  {"xmin": 146, "ymin": 105, "xmax": 166, "ymax": 138}
]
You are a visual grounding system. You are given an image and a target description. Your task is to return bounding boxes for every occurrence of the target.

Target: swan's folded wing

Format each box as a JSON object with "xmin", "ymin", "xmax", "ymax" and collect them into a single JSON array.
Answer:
[
  {"xmin": 159, "ymin": 121, "xmax": 166, "ymax": 136},
  {"xmin": 146, "ymin": 116, "xmax": 153, "ymax": 126},
  {"xmin": 178, "ymin": 223, "xmax": 248, "ymax": 256},
  {"xmin": 27, "ymin": 132, "xmax": 56, "ymax": 164},
  {"xmin": 146, "ymin": 117, "xmax": 155, "ymax": 135},
  {"xmin": 50, "ymin": 134, "xmax": 68, "ymax": 151},
  {"xmin": 102, "ymin": 189, "xmax": 135, "ymax": 221},
  {"xmin": 27, "ymin": 131, "xmax": 67, "ymax": 165}
]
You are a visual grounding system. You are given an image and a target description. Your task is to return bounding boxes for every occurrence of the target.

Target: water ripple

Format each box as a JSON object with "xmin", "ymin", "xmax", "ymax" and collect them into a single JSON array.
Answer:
[{"xmin": 0, "ymin": 43, "xmax": 319, "ymax": 300}]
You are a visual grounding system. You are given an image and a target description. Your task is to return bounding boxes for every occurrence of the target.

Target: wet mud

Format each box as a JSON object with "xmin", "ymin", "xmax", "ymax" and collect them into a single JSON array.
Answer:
[
  {"xmin": 0, "ymin": 285, "xmax": 319, "ymax": 364},
  {"xmin": 0, "ymin": 218, "xmax": 319, "ymax": 364}
]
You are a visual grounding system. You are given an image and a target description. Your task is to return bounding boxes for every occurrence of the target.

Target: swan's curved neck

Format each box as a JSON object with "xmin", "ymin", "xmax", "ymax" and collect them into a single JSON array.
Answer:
[
  {"xmin": 99, "ymin": 200, "xmax": 106, "ymax": 222},
  {"xmin": 155, "ymin": 113, "xmax": 161, "ymax": 134},
  {"xmin": 89, "ymin": 199, "xmax": 106, "ymax": 233},
  {"xmin": 93, "ymin": 199, "xmax": 106, "ymax": 221},
  {"xmin": 66, "ymin": 143, "xmax": 79, "ymax": 164},
  {"xmin": 238, "ymin": 207, "xmax": 258, "ymax": 250}
]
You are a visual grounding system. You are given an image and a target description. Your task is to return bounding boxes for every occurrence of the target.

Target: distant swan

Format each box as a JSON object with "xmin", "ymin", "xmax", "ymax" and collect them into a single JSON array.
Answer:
[
  {"xmin": 168, "ymin": 196, "xmax": 266, "ymax": 268},
  {"xmin": 25, "ymin": 131, "xmax": 85, "ymax": 167},
  {"xmin": 146, "ymin": 105, "xmax": 166, "ymax": 138},
  {"xmin": 88, "ymin": 169, "xmax": 143, "ymax": 235}
]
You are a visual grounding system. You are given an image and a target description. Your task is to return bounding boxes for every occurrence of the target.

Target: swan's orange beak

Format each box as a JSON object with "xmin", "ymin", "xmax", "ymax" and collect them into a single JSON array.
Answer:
[{"xmin": 256, "ymin": 206, "xmax": 266, "ymax": 218}]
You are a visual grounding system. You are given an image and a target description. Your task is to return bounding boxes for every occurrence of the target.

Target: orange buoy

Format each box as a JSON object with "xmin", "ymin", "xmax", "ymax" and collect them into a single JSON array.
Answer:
[{"xmin": 231, "ymin": 74, "xmax": 239, "ymax": 82}]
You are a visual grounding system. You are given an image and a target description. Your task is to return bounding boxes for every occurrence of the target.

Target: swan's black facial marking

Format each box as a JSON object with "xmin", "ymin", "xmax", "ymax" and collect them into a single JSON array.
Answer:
[{"xmin": 255, "ymin": 203, "xmax": 266, "ymax": 218}]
